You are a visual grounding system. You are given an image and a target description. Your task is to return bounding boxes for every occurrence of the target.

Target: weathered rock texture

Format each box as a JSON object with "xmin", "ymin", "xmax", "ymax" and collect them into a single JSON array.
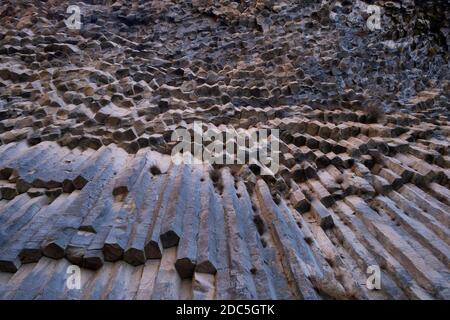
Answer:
[{"xmin": 0, "ymin": 0, "xmax": 449, "ymax": 299}]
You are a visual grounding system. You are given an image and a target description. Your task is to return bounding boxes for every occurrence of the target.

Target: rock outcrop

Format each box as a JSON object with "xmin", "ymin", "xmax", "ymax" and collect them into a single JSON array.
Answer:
[{"xmin": 0, "ymin": 0, "xmax": 449, "ymax": 300}]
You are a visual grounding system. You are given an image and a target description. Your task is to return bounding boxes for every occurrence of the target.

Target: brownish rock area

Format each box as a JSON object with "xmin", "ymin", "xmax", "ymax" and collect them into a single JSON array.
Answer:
[{"xmin": 0, "ymin": 0, "xmax": 449, "ymax": 300}]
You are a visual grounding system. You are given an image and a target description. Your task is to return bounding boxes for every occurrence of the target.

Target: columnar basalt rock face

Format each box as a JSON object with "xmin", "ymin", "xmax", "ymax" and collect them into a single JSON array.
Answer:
[{"xmin": 0, "ymin": 0, "xmax": 449, "ymax": 299}]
